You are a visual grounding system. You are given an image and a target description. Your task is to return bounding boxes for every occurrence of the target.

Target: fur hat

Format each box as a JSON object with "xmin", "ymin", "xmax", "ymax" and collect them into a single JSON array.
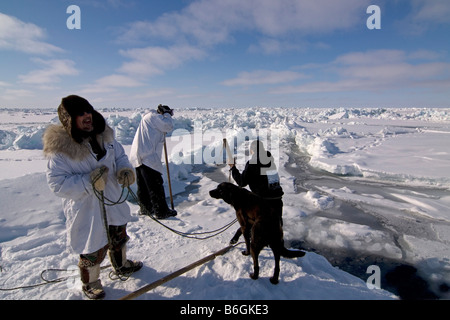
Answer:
[{"xmin": 58, "ymin": 95, "xmax": 106, "ymax": 143}]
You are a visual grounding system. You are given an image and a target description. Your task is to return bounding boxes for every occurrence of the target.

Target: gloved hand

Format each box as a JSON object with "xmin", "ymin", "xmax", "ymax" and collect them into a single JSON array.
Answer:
[
  {"xmin": 91, "ymin": 166, "xmax": 109, "ymax": 192},
  {"xmin": 117, "ymin": 168, "xmax": 135, "ymax": 187}
]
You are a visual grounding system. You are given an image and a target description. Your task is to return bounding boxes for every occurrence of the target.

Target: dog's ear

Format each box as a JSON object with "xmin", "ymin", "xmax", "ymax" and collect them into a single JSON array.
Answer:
[{"xmin": 219, "ymin": 186, "xmax": 235, "ymax": 205}]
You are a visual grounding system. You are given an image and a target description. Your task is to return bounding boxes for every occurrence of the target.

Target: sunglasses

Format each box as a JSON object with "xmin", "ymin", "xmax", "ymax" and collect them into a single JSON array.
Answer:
[{"xmin": 75, "ymin": 107, "xmax": 93, "ymax": 117}]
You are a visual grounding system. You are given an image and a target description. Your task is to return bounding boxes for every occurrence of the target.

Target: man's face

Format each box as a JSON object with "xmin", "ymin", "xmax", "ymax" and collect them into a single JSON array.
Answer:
[{"xmin": 75, "ymin": 111, "xmax": 93, "ymax": 132}]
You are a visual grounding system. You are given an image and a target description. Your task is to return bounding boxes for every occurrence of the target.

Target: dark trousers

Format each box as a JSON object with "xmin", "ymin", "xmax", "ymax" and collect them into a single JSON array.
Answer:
[{"xmin": 135, "ymin": 164, "xmax": 169, "ymax": 216}]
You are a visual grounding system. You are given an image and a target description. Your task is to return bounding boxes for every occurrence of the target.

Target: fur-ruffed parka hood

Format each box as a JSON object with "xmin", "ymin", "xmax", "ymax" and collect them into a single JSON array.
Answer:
[
  {"xmin": 43, "ymin": 124, "xmax": 114, "ymax": 161},
  {"xmin": 43, "ymin": 95, "xmax": 114, "ymax": 161},
  {"xmin": 57, "ymin": 95, "xmax": 106, "ymax": 144}
]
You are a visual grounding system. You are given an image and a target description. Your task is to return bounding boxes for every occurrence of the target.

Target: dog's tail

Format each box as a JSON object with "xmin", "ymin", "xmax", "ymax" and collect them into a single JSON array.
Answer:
[{"xmin": 281, "ymin": 247, "xmax": 306, "ymax": 258}]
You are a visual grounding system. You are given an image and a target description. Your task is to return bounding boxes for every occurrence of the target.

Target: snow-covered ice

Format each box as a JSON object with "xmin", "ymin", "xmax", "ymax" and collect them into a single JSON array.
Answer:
[{"xmin": 1, "ymin": 106, "xmax": 449, "ymax": 300}]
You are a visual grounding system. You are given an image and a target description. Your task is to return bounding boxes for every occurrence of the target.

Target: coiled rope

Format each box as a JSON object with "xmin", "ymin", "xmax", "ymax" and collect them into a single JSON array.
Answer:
[{"xmin": 0, "ymin": 266, "xmax": 111, "ymax": 292}]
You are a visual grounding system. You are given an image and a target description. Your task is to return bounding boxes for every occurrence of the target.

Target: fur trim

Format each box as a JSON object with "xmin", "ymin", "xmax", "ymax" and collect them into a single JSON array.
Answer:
[{"xmin": 43, "ymin": 124, "xmax": 115, "ymax": 161}]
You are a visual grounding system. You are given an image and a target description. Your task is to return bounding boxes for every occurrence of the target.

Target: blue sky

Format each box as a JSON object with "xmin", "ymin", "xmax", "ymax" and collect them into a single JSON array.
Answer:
[{"xmin": 1, "ymin": 0, "xmax": 449, "ymax": 109}]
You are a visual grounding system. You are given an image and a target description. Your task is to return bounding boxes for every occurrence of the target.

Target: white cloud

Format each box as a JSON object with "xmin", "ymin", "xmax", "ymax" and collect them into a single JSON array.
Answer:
[
  {"xmin": 0, "ymin": 13, "xmax": 63, "ymax": 55},
  {"xmin": 18, "ymin": 59, "xmax": 79, "ymax": 84},
  {"xmin": 334, "ymin": 50, "xmax": 407, "ymax": 66},
  {"xmin": 248, "ymin": 0, "xmax": 370, "ymax": 35},
  {"xmin": 80, "ymin": 74, "xmax": 143, "ymax": 94},
  {"xmin": 248, "ymin": 38, "xmax": 310, "ymax": 55},
  {"xmin": 118, "ymin": 45, "xmax": 206, "ymax": 77},
  {"xmin": 222, "ymin": 70, "xmax": 306, "ymax": 86},
  {"xmin": 133, "ymin": 88, "xmax": 175, "ymax": 100},
  {"xmin": 106, "ymin": 0, "xmax": 130, "ymax": 8},
  {"xmin": 269, "ymin": 49, "xmax": 450, "ymax": 94},
  {"xmin": 82, "ymin": 44, "xmax": 205, "ymax": 94},
  {"xmin": 93, "ymin": 74, "xmax": 143, "ymax": 88},
  {"xmin": 2, "ymin": 88, "xmax": 34, "ymax": 101},
  {"xmin": 118, "ymin": 0, "xmax": 371, "ymax": 47},
  {"xmin": 410, "ymin": 0, "xmax": 450, "ymax": 24},
  {"xmin": 396, "ymin": 0, "xmax": 450, "ymax": 34}
]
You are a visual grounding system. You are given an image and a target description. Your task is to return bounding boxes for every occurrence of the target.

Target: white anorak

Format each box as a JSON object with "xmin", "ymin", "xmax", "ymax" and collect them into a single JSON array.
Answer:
[
  {"xmin": 44, "ymin": 125, "xmax": 133, "ymax": 254},
  {"xmin": 130, "ymin": 110, "xmax": 174, "ymax": 174}
]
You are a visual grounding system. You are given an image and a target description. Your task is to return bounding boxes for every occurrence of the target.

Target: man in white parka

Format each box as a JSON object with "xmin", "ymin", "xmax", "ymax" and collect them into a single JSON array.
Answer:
[
  {"xmin": 130, "ymin": 104, "xmax": 177, "ymax": 219},
  {"xmin": 43, "ymin": 95, "xmax": 142, "ymax": 299}
]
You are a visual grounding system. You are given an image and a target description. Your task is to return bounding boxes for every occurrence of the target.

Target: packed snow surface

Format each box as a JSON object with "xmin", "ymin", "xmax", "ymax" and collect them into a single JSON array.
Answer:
[{"xmin": 1, "ymin": 107, "xmax": 449, "ymax": 300}]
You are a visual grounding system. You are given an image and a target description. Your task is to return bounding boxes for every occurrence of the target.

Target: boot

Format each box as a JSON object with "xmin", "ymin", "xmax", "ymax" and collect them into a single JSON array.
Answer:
[
  {"xmin": 82, "ymin": 279, "xmax": 105, "ymax": 300},
  {"xmin": 155, "ymin": 208, "xmax": 177, "ymax": 219},
  {"xmin": 117, "ymin": 259, "xmax": 144, "ymax": 275},
  {"xmin": 145, "ymin": 170, "xmax": 176, "ymax": 219},
  {"xmin": 108, "ymin": 246, "xmax": 143, "ymax": 277},
  {"xmin": 79, "ymin": 264, "xmax": 105, "ymax": 300}
]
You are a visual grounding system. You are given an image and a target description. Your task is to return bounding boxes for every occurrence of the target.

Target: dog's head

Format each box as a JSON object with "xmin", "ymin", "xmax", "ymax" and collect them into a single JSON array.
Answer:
[{"xmin": 209, "ymin": 182, "xmax": 237, "ymax": 205}]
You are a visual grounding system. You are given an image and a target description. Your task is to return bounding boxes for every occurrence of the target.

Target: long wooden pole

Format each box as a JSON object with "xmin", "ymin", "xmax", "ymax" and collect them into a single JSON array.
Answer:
[
  {"xmin": 223, "ymin": 138, "xmax": 234, "ymax": 165},
  {"xmin": 223, "ymin": 138, "xmax": 236, "ymax": 182},
  {"xmin": 118, "ymin": 245, "xmax": 235, "ymax": 300},
  {"xmin": 163, "ymin": 133, "xmax": 174, "ymax": 210}
]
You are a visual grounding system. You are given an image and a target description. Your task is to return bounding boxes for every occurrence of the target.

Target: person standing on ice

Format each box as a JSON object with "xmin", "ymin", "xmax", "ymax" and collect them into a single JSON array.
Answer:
[
  {"xmin": 43, "ymin": 95, "xmax": 143, "ymax": 300},
  {"xmin": 228, "ymin": 139, "xmax": 284, "ymax": 243},
  {"xmin": 130, "ymin": 104, "xmax": 177, "ymax": 219}
]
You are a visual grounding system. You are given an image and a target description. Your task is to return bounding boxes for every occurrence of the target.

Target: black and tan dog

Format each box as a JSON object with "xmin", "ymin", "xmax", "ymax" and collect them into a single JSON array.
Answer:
[{"xmin": 209, "ymin": 182, "xmax": 305, "ymax": 284}]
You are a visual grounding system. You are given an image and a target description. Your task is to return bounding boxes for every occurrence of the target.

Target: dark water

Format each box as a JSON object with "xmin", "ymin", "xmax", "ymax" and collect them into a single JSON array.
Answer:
[{"xmin": 284, "ymin": 143, "xmax": 449, "ymax": 300}]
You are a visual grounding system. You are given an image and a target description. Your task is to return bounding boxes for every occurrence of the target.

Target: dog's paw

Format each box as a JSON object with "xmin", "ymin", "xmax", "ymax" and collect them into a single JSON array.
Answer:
[
  {"xmin": 250, "ymin": 273, "xmax": 259, "ymax": 280},
  {"xmin": 270, "ymin": 277, "xmax": 279, "ymax": 285},
  {"xmin": 241, "ymin": 250, "xmax": 250, "ymax": 256},
  {"xmin": 229, "ymin": 239, "xmax": 238, "ymax": 245}
]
